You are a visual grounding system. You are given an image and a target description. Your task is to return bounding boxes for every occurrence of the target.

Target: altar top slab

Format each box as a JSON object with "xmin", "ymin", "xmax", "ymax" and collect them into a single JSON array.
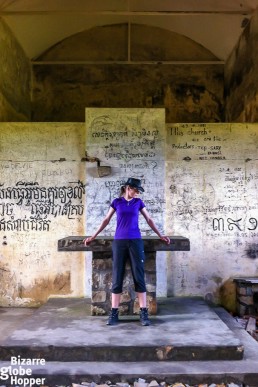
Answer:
[{"xmin": 58, "ymin": 235, "xmax": 190, "ymax": 252}]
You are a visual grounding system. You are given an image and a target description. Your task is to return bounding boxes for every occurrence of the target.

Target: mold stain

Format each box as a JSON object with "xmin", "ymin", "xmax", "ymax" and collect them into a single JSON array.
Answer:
[
  {"xmin": 17, "ymin": 272, "xmax": 71, "ymax": 305},
  {"xmin": 245, "ymin": 244, "xmax": 258, "ymax": 259}
]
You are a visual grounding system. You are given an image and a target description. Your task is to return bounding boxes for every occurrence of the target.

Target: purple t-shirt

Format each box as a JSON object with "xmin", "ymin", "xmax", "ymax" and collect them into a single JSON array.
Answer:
[{"xmin": 111, "ymin": 197, "xmax": 145, "ymax": 239}]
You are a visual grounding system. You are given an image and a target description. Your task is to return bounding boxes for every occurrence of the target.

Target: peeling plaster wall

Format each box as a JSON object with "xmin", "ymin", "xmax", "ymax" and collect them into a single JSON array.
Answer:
[
  {"xmin": 0, "ymin": 123, "xmax": 85, "ymax": 306},
  {"xmin": 0, "ymin": 18, "xmax": 31, "ymax": 121},
  {"xmin": 225, "ymin": 8, "xmax": 258, "ymax": 122}
]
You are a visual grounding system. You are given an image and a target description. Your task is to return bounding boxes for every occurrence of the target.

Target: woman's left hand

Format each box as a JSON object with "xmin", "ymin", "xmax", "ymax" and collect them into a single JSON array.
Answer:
[{"xmin": 160, "ymin": 236, "xmax": 170, "ymax": 244}]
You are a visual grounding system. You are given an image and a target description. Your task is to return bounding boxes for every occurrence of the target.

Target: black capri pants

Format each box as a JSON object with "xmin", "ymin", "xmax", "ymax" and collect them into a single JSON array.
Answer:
[{"xmin": 111, "ymin": 239, "xmax": 147, "ymax": 294}]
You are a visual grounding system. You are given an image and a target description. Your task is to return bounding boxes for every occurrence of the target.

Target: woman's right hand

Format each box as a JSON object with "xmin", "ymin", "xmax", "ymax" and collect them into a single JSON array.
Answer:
[{"xmin": 83, "ymin": 236, "xmax": 95, "ymax": 246}]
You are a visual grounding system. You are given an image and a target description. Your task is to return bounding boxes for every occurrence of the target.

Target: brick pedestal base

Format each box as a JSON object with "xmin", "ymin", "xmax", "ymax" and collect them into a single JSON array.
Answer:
[
  {"xmin": 234, "ymin": 278, "xmax": 258, "ymax": 316},
  {"xmin": 91, "ymin": 251, "xmax": 157, "ymax": 315}
]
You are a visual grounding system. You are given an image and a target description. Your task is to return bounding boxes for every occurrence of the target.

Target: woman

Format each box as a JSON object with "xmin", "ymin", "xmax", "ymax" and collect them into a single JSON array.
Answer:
[{"xmin": 84, "ymin": 177, "xmax": 170, "ymax": 326}]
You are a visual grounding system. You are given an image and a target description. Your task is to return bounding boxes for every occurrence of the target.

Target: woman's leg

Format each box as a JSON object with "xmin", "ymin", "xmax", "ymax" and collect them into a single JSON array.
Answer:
[
  {"xmin": 129, "ymin": 240, "xmax": 150, "ymax": 325},
  {"xmin": 112, "ymin": 292, "xmax": 121, "ymax": 308},
  {"xmin": 106, "ymin": 240, "xmax": 127, "ymax": 325},
  {"xmin": 137, "ymin": 291, "xmax": 147, "ymax": 308},
  {"xmin": 111, "ymin": 240, "xmax": 128, "ymax": 297},
  {"xmin": 128, "ymin": 239, "xmax": 147, "ymax": 295}
]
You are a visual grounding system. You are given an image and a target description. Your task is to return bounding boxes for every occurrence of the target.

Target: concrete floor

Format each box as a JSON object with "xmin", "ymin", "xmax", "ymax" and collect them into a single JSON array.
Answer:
[{"xmin": 0, "ymin": 297, "xmax": 258, "ymax": 386}]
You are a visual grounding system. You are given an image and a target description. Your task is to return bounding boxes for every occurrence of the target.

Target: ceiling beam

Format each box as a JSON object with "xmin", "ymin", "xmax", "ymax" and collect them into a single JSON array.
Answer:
[
  {"xmin": 31, "ymin": 60, "xmax": 225, "ymax": 65},
  {"xmin": 0, "ymin": 10, "xmax": 252, "ymax": 16}
]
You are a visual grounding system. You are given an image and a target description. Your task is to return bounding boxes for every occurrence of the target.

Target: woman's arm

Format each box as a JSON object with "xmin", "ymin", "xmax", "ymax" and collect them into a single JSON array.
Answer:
[
  {"xmin": 83, "ymin": 207, "xmax": 115, "ymax": 245},
  {"xmin": 140, "ymin": 207, "xmax": 170, "ymax": 244}
]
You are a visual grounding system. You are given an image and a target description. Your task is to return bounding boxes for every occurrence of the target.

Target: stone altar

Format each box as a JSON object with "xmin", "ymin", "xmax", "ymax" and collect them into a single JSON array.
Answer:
[{"xmin": 58, "ymin": 236, "xmax": 190, "ymax": 315}]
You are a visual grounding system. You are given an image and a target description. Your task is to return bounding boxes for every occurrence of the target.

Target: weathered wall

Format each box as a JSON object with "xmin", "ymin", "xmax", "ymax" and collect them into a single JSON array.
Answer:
[
  {"xmin": 32, "ymin": 64, "xmax": 223, "ymax": 123},
  {"xmin": 225, "ymin": 8, "xmax": 258, "ymax": 122},
  {"xmin": 0, "ymin": 18, "xmax": 31, "ymax": 121},
  {"xmin": 1, "ymin": 120, "xmax": 258, "ymax": 311},
  {"xmin": 166, "ymin": 123, "xmax": 258, "ymax": 312},
  {"xmin": 0, "ymin": 123, "xmax": 85, "ymax": 306},
  {"xmin": 32, "ymin": 24, "xmax": 224, "ymax": 123}
]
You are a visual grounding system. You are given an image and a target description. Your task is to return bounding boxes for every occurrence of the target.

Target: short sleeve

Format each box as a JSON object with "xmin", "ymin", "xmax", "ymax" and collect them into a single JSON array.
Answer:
[
  {"xmin": 110, "ymin": 199, "xmax": 117, "ymax": 211},
  {"xmin": 139, "ymin": 199, "xmax": 145, "ymax": 210}
]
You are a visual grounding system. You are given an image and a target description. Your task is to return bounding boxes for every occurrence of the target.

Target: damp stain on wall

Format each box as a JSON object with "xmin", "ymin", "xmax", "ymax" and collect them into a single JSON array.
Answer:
[
  {"xmin": 18, "ymin": 272, "xmax": 71, "ymax": 304},
  {"xmin": 244, "ymin": 243, "xmax": 258, "ymax": 259}
]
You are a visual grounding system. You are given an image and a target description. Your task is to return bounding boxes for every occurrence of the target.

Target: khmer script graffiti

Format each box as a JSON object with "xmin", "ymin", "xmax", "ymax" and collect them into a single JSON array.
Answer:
[
  {"xmin": 213, "ymin": 217, "xmax": 258, "ymax": 232},
  {"xmin": 0, "ymin": 180, "xmax": 85, "ymax": 232}
]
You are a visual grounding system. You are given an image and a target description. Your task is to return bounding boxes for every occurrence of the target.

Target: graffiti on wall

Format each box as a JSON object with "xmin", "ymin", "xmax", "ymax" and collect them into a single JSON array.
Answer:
[
  {"xmin": 0, "ymin": 180, "xmax": 85, "ymax": 232},
  {"xmin": 167, "ymin": 123, "xmax": 258, "ymax": 262},
  {"xmin": 85, "ymin": 108, "xmax": 166, "ymax": 235}
]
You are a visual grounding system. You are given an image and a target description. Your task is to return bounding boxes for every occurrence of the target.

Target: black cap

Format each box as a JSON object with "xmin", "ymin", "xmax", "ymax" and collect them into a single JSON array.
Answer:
[{"xmin": 124, "ymin": 178, "xmax": 144, "ymax": 192}]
